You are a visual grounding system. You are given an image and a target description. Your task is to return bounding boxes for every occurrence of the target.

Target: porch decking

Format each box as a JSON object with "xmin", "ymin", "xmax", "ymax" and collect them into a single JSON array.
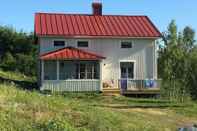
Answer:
[
  {"xmin": 103, "ymin": 79, "xmax": 161, "ymax": 95},
  {"xmin": 103, "ymin": 88, "xmax": 160, "ymax": 95}
]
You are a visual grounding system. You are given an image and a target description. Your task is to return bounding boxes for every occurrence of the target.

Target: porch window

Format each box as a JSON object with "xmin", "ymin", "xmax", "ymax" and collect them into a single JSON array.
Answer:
[
  {"xmin": 76, "ymin": 62, "xmax": 99, "ymax": 79},
  {"xmin": 44, "ymin": 61, "xmax": 57, "ymax": 80},
  {"xmin": 79, "ymin": 64, "xmax": 86, "ymax": 79},
  {"xmin": 59, "ymin": 61, "xmax": 76, "ymax": 80},
  {"xmin": 58, "ymin": 61, "xmax": 99, "ymax": 80}
]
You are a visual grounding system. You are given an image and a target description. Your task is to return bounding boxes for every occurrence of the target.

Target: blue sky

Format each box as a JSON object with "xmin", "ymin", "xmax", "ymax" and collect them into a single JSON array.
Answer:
[{"xmin": 0, "ymin": 0, "xmax": 196, "ymax": 38}]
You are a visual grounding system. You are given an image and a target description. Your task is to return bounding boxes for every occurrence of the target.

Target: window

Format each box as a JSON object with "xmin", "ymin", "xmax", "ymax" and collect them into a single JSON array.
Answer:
[
  {"xmin": 75, "ymin": 62, "xmax": 99, "ymax": 79},
  {"xmin": 77, "ymin": 41, "xmax": 89, "ymax": 47},
  {"xmin": 120, "ymin": 62, "xmax": 134, "ymax": 79},
  {"xmin": 80, "ymin": 64, "xmax": 86, "ymax": 79},
  {"xmin": 44, "ymin": 61, "xmax": 57, "ymax": 80},
  {"xmin": 54, "ymin": 40, "xmax": 65, "ymax": 47},
  {"xmin": 121, "ymin": 41, "xmax": 132, "ymax": 48},
  {"xmin": 59, "ymin": 61, "xmax": 76, "ymax": 80}
]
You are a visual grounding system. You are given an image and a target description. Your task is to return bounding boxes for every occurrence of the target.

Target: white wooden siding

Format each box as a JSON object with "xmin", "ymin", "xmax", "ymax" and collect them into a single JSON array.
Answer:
[{"xmin": 39, "ymin": 37, "xmax": 157, "ymax": 88}]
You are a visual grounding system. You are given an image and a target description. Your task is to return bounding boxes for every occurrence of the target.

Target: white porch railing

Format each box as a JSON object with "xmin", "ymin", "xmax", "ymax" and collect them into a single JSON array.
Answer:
[
  {"xmin": 41, "ymin": 79, "xmax": 100, "ymax": 92},
  {"xmin": 118, "ymin": 79, "xmax": 161, "ymax": 91}
]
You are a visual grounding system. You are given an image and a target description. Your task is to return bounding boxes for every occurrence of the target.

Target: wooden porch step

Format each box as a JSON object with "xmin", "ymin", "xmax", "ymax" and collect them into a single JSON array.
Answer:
[
  {"xmin": 103, "ymin": 88, "xmax": 120, "ymax": 91},
  {"xmin": 102, "ymin": 88, "xmax": 121, "ymax": 96}
]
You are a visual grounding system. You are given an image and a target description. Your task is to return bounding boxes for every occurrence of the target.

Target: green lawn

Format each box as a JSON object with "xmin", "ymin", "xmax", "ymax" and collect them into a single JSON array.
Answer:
[{"xmin": 0, "ymin": 70, "xmax": 197, "ymax": 131}]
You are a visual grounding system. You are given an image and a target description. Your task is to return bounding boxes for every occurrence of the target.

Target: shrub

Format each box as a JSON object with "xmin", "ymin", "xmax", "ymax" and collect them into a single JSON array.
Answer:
[{"xmin": 1, "ymin": 52, "xmax": 16, "ymax": 70}]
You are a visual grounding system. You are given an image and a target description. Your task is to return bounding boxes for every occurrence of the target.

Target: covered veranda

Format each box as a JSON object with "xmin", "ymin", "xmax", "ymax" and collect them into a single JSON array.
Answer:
[{"xmin": 40, "ymin": 47, "xmax": 105, "ymax": 92}]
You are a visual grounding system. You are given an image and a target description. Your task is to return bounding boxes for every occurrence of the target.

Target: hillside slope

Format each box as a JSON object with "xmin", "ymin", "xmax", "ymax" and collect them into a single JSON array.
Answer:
[{"xmin": 0, "ymin": 70, "xmax": 197, "ymax": 131}]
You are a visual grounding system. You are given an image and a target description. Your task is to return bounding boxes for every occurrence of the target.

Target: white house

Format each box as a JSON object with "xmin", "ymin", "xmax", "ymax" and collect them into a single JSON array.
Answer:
[{"xmin": 35, "ymin": 3, "xmax": 161, "ymax": 93}]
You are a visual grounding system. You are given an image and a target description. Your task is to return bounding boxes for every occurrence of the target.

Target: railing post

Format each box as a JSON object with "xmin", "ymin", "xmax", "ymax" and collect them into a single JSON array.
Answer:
[
  {"xmin": 57, "ymin": 60, "xmax": 59, "ymax": 80},
  {"xmin": 41, "ymin": 60, "xmax": 44, "ymax": 85},
  {"xmin": 126, "ymin": 78, "xmax": 129, "ymax": 91},
  {"xmin": 99, "ymin": 61, "xmax": 103, "ymax": 91},
  {"xmin": 41, "ymin": 60, "xmax": 44, "ymax": 89}
]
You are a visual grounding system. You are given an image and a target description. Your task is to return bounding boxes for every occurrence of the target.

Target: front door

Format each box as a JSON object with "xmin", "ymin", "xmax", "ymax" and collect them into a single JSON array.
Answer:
[{"xmin": 120, "ymin": 62, "xmax": 134, "ymax": 90}]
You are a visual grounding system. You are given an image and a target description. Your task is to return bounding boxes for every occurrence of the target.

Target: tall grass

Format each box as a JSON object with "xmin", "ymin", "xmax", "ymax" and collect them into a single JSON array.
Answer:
[
  {"xmin": 160, "ymin": 79, "xmax": 191, "ymax": 102},
  {"xmin": 0, "ymin": 70, "xmax": 197, "ymax": 130},
  {"xmin": 0, "ymin": 69, "xmax": 36, "ymax": 82}
]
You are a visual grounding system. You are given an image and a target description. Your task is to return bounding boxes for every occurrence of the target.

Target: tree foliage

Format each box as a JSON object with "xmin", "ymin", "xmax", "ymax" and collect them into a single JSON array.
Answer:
[
  {"xmin": 158, "ymin": 20, "xmax": 197, "ymax": 101},
  {"xmin": 0, "ymin": 25, "xmax": 37, "ymax": 76}
]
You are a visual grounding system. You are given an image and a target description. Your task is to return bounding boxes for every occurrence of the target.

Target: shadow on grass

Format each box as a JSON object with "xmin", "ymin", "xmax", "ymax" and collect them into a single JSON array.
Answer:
[
  {"xmin": 0, "ymin": 76, "xmax": 38, "ymax": 90},
  {"xmin": 113, "ymin": 97, "xmax": 172, "ymax": 104},
  {"xmin": 93, "ymin": 104, "xmax": 188, "ymax": 109}
]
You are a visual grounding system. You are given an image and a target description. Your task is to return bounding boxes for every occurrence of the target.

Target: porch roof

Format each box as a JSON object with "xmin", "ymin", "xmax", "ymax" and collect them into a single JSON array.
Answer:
[{"xmin": 40, "ymin": 47, "xmax": 105, "ymax": 60}]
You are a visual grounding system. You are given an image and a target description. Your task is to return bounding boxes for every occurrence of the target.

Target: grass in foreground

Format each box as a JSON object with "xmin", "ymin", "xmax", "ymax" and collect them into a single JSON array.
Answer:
[
  {"xmin": 1, "ymin": 84, "xmax": 197, "ymax": 131},
  {"xmin": 0, "ymin": 70, "xmax": 197, "ymax": 131}
]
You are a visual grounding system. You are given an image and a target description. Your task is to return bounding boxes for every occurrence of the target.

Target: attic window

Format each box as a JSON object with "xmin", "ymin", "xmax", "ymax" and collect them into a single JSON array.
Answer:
[
  {"xmin": 121, "ymin": 41, "xmax": 132, "ymax": 48},
  {"xmin": 77, "ymin": 41, "xmax": 89, "ymax": 47},
  {"xmin": 54, "ymin": 40, "xmax": 65, "ymax": 47}
]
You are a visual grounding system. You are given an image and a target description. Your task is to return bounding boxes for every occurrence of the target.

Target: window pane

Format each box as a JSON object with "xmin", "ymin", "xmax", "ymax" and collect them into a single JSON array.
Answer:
[
  {"xmin": 128, "ymin": 67, "xmax": 134, "ymax": 79},
  {"xmin": 86, "ymin": 65, "xmax": 92, "ymax": 73},
  {"xmin": 77, "ymin": 41, "xmax": 89, "ymax": 47},
  {"xmin": 86, "ymin": 64, "xmax": 93, "ymax": 79},
  {"xmin": 94, "ymin": 63, "xmax": 99, "ymax": 79},
  {"xmin": 59, "ymin": 61, "xmax": 76, "ymax": 80},
  {"xmin": 54, "ymin": 41, "xmax": 65, "ymax": 46},
  {"xmin": 75, "ymin": 63, "xmax": 80, "ymax": 79},
  {"xmin": 121, "ymin": 67, "xmax": 127, "ymax": 78},
  {"xmin": 80, "ymin": 72, "xmax": 86, "ymax": 79},
  {"xmin": 44, "ymin": 61, "xmax": 57, "ymax": 80},
  {"xmin": 121, "ymin": 41, "xmax": 132, "ymax": 48},
  {"xmin": 87, "ymin": 73, "xmax": 92, "ymax": 79},
  {"xmin": 80, "ymin": 64, "xmax": 86, "ymax": 79}
]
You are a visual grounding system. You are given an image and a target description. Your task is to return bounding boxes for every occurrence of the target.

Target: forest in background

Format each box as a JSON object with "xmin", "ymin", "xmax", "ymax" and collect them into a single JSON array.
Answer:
[{"xmin": 0, "ymin": 26, "xmax": 37, "ymax": 76}]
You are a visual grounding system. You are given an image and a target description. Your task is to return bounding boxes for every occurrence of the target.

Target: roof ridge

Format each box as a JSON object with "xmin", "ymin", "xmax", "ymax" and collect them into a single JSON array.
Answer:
[{"xmin": 35, "ymin": 12, "xmax": 147, "ymax": 17}]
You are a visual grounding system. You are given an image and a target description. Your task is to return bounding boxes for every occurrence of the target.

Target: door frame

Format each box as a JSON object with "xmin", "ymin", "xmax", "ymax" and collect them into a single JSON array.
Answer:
[{"xmin": 119, "ymin": 60, "xmax": 136, "ymax": 80}]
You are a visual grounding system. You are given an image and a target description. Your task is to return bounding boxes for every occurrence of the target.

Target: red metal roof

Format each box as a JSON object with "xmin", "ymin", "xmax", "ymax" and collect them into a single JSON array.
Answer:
[
  {"xmin": 35, "ymin": 13, "xmax": 161, "ymax": 38},
  {"xmin": 40, "ymin": 47, "xmax": 105, "ymax": 60}
]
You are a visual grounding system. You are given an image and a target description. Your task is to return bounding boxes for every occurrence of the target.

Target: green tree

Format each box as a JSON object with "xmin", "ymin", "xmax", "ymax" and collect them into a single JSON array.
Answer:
[
  {"xmin": 0, "ymin": 25, "xmax": 37, "ymax": 76},
  {"xmin": 1, "ymin": 52, "xmax": 16, "ymax": 70},
  {"xmin": 183, "ymin": 26, "xmax": 195, "ymax": 51},
  {"xmin": 188, "ymin": 47, "xmax": 197, "ymax": 99},
  {"xmin": 159, "ymin": 20, "xmax": 196, "ymax": 101}
]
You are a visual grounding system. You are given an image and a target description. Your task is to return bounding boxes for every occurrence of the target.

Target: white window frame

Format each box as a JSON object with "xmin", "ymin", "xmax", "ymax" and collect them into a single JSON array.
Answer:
[
  {"xmin": 120, "ymin": 40, "xmax": 133, "ymax": 49},
  {"xmin": 77, "ymin": 62, "xmax": 98, "ymax": 80},
  {"xmin": 119, "ymin": 60, "xmax": 136, "ymax": 80},
  {"xmin": 53, "ymin": 39, "xmax": 67, "ymax": 47},
  {"xmin": 76, "ymin": 39, "xmax": 90, "ymax": 48}
]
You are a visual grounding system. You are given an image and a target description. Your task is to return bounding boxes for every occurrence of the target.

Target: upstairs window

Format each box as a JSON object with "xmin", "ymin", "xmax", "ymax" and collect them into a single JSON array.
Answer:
[
  {"xmin": 54, "ymin": 40, "xmax": 65, "ymax": 47},
  {"xmin": 77, "ymin": 41, "xmax": 89, "ymax": 47},
  {"xmin": 121, "ymin": 41, "xmax": 132, "ymax": 48}
]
